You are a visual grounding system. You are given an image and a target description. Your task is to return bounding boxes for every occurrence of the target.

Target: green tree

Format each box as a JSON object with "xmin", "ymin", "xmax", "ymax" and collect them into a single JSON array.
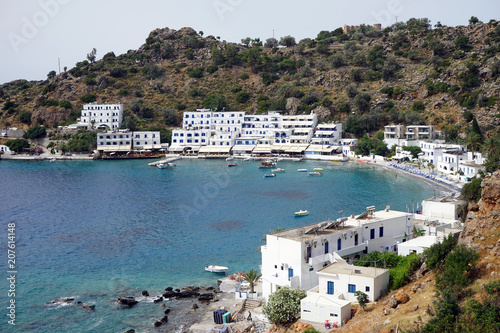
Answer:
[
  {"xmin": 203, "ymin": 94, "xmax": 228, "ymax": 111},
  {"xmin": 264, "ymin": 38, "xmax": 278, "ymax": 48},
  {"xmin": 464, "ymin": 132, "xmax": 482, "ymax": 160},
  {"xmin": 80, "ymin": 94, "xmax": 96, "ymax": 103},
  {"xmin": 423, "ymin": 234, "xmax": 457, "ymax": 270},
  {"xmin": 18, "ymin": 111, "xmax": 32, "ymax": 124},
  {"xmin": 262, "ymin": 287, "xmax": 306, "ymax": 324},
  {"xmin": 279, "ymin": 36, "xmax": 296, "ymax": 47},
  {"xmin": 242, "ymin": 269, "xmax": 262, "ymax": 293},
  {"xmin": 469, "ymin": 16, "xmax": 480, "ymax": 24},
  {"xmin": 236, "ymin": 91, "xmax": 250, "ymax": 103},
  {"xmin": 47, "ymin": 70, "xmax": 56, "ymax": 79},
  {"xmin": 163, "ymin": 108, "xmax": 178, "ymax": 126},
  {"xmin": 353, "ymin": 93, "xmax": 371, "ymax": 113},
  {"xmin": 86, "ymin": 48, "xmax": 97, "ymax": 64},
  {"xmin": 121, "ymin": 116, "xmax": 137, "ymax": 131},
  {"xmin": 5, "ymin": 138, "xmax": 30, "ymax": 152},
  {"xmin": 355, "ymin": 291, "xmax": 369, "ymax": 310},
  {"xmin": 23, "ymin": 126, "xmax": 46, "ymax": 139},
  {"xmin": 402, "ymin": 146, "xmax": 422, "ymax": 159}
]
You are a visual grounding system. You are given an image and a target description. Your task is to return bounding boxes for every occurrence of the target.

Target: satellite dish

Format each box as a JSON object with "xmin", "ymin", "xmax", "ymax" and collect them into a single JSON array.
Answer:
[{"xmin": 296, "ymin": 228, "xmax": 305, "ymax": 237}]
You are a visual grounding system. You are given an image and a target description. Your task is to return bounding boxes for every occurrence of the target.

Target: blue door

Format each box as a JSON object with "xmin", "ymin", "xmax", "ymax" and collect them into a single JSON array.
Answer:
[
  {"xmin": 288, "ymin": 268, "xmax": 293, "ymax": 281},
  {"xmin": 324, "ymin": 241, "xmax": 329, "ymax": 254},
  {"xmin": 327, "ymin": 281, "xmax": 334, "ymax": 295}
]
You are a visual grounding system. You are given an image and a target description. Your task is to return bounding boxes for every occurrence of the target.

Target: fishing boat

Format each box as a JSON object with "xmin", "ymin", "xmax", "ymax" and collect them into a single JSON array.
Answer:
[
  {"xmin": 157, "ymin": 163, "xmax": 168, "ymax": 169},
  {"xmin": 297, "ymin": 169, "xmax": 307, "ymax": 172},
  {"xmin": 167, "ymin": 162, "xmax": 176, "ymax": 167},
  {"xmin": 271, "ymin": 168, "xmax": 285, "ymax": 172},
  {"xmin": 313, "ymin": 168, "xmax": 323, "ymax": 171},
  {"xmin": 205, "ymin": 265, "xmax": 228, "ymax": 273},
  {"xmin": 263, "ymin": 173, "xmax": 276, "ymax": 178},
  {"xmin": 294, "ymin": 210, "xmax": 309, "ymax": 216},
  {"xmin": 259, "ymin": 160, "xmax": 276, "ymax": 168},
  {"xmin": 226, "ymin": 157, "xmax": 234, "ymax": 161},
  {"xmin": 308, "ymin": 171, "xmax": 323, "ymax": 176},
  {"xmin": 227, "ymin": 163, "xmax": 238, "ymax": 167}
]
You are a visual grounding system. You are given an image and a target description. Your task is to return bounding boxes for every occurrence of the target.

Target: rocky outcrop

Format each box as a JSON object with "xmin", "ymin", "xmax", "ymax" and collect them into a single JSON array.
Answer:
[
  {"xmin": 117, "ymin": 297, "xmax": 138, "ymax": 307},
  {"xmin": 395, "ymin": 290, "xmax": 410, "ymax": 304}
]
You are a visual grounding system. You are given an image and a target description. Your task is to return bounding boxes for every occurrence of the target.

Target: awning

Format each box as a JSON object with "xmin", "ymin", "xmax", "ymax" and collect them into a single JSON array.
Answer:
[
  {"xmin": 232, "ymin": 145, "xmax": 255, "ymax": 152},
  {"xmin": 305, "ymin": 145, "xmax": 336, "ymax": 153},
  {"xmin": 199, "ymin": 146, "xmax": 231, "ymax": 153},
  {"xmin": 99, "ymin": 145, "xmax": 132, "ymax": 152},
  {"xmin": 271, "ymin": 144, "xmax": 292, "ymax": 152},
  {"xmin": 252, "ymin": 145, "xmax": 272, "ymax": 153}
]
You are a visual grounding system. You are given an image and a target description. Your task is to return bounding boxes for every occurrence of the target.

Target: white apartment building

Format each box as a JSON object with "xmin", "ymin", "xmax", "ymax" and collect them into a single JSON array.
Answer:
[
  {"xmin": 406, "ymin": 125, "xmax": 435, "ymax": 140},
  {"xmin": 384, "ymin": 124, "xmax": 405, "ymax": 147},
  {"xmin": 97, "ymin": 130, "xmax": 161, "ymax": 151},
  {"xmin": 132, "ymin": 131, "xmax": 161, "ymax": 150},
  {"xmin": 261, "ymin": 207, "xmax": 413, "ymax": 300},
  {"xmin": 437, "ymin": 149, "xmax": 467, "ymax": 174},
  {"xmin": 242, "ymin": 112, "xmax": 282, "ymax": 138},
  {"xmin": 311, "ymin": 123, "xmax": 343, "ymax": 146},
  {"xmin": 80, "ymin": 103, "xmax": 123, "ymax": 130},
  {"xmin": 170, "ymin": 129, "xmax": 211, "ymax": 152}
]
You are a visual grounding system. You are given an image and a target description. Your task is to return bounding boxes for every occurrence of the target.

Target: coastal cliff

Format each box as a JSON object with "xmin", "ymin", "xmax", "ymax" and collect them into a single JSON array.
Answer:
[{"xmin": 460, "ymin": 171, "xmax": 500, "ymax": 272}]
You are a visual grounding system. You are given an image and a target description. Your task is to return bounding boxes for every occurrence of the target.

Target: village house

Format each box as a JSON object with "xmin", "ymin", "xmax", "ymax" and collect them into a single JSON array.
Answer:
[
  {"xmin": 79, "ymin": 103, "xmax": 123, "ymax": 130},
  {"xmin": 260, "ymin": 206, "xmax": 413, "ymax": 300}
]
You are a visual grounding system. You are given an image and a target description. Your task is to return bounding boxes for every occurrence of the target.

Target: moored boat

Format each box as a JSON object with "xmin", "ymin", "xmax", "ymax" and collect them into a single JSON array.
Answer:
[
  {"xmin": 227, "ymin": 163, "xmax": 238, "ymax": 167},
  {"xmin": 271, "ymin": 168, "xmax": 285, "ymax": 172},
  {"xmin": 313, "ymin": 168, "xmax": 323, "ymax": 171},
  {"xmin": 308, "ymin": 171, "xmax": 323, "ymax": 176},
  {"xmin": 259, "ymin": 161, "xmax": 276, "ymax": 168},
  {"xmin": 297, "ymin": 169, "xmax": 307, "ymax": 172},
  {"xmin": 294, "ymin": 210, "xmax": 309, "ymax": 216},
  {"xmin": 263, "ymin": 173, "xmax": 276, "ymax": 178},
  {"xmin": 205, "ymin": 265, "xmax": 228, "ymax": 273}
]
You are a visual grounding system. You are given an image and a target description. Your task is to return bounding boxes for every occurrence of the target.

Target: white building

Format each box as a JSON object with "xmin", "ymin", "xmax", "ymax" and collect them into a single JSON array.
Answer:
[
  {"xmin": 0, "ymin": 145, "xmax": 10, "ymax": 153},
  {"xmin": 132, "ymin": 131, "xmax": 162, "ymax": 150},
  {"xmin": 397, "ymin": 235, "xmax": 442, "ymax": 256},
  {"xmin": 384, "ymin": 124, "xmax": 405, "ymax": 147},
  {"xmin": 405, "ymin": 125, "xmax": 435, "ymax": 141},
  {"xmin": 80, "ymin": 103, "xmax": 123, "ymax": 130},
  {"xmin": 311, "ymin": 123, "xmax": 343, "ymax": 146},
  {"xmin": 261, "ymin": 207, "xmax": 413, "ymax": 300},
  {"xmin": 170, "ymin": 128, "xmax": 211, "ymax": 153},
  {"xmin": 339, "ymin": 139, "xmax": 358, "ymax": 158}
]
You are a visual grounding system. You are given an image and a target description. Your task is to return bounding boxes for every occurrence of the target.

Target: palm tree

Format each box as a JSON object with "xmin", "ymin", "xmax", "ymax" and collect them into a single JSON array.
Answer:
[
  {"xmin": 242, "ymin": 269, "xmax": 262, "ymax": 294},
  {"xmin": 481, "ymin": 136, "xmax": 500, "ymax": 158},
  {"xmin": 464, "ymin": 132, "xmax": 481, "ymax": 161}
]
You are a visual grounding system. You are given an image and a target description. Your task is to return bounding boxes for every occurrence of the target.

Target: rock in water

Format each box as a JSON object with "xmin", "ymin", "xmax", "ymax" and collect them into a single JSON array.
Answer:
[
  {"xmin": 117, "ymin": 297, "xmax": 138, "ymax": 307},
  {"xmin": 142, "ymin": 290, "xmax": 149, "ymax": 296}
]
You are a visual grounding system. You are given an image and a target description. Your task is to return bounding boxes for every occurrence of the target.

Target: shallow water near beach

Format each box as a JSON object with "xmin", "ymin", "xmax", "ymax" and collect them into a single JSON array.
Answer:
[{"xmin": 0, "ymin": 158, "xmax": 436, "ymax": 332}]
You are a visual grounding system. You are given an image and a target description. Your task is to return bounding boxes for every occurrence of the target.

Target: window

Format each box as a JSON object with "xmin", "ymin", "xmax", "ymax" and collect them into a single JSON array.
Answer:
[
  {"xmin": 348, "ymin": 284, "xmax": 356, "ymax": 293},
  {"xmin": 365, "ymin": 286, "xmax": 370, "ymax": 292},
  {"xmin": 327, "ymin": 281, "xmax": 334, "ymax": 295},
  {"xmin": 288, "ymin": 268, "xmax": 293, "ymax": 281},
  {"xmin": 370, "ymin": 228, "xmax": 375, "ymax": 240},
  {"xmin": 379, "ymin": 226, "xmax": 384, "ymax": 238}
]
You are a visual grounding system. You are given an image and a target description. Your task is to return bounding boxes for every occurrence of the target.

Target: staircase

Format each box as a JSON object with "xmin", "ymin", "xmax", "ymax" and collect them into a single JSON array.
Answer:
[{"xmin": 242, "ymin": 299, "xmax": 261, "ymax": 311}]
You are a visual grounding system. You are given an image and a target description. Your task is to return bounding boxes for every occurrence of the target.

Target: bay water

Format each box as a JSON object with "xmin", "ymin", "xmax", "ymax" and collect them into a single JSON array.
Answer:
[{"xmin": 0, "ymin": 158, "xmax": 436, "ymax": 332}]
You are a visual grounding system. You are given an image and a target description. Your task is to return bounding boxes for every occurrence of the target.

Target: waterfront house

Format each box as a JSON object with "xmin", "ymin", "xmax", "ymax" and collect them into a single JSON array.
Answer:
[
  {"xmin": 260, "ymin": 206, "xmax": 413, "ymax": 300},
  {"xmin": 384, "ymin": 124, "xmax": 405, "ymax": 147},
  {"xmin": 79, "ymin": 103, "xmax": 123, "ymax": 130},
  {"xmin": 97, "ymin": 130, "xmax": 161, "ymax": 158},
  {"xmin": 301, "ymin": 255, "xmax": 389, "ymax": 326}
]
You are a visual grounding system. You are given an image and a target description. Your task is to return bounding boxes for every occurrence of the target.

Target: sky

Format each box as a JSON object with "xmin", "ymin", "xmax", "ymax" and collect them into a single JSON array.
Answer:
[{"xmin": 0, "ymin": 0, "xmax": 499, "ymax": 84}]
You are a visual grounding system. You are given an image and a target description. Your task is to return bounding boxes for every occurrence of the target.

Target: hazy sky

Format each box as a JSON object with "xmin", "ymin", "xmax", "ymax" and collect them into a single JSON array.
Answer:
[{"xmin": 1, "ymin": 0, "xmax": 498, "ymax": 84}]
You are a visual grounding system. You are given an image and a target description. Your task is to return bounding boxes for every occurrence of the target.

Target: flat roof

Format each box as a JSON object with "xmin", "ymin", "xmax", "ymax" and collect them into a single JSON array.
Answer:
[
  {"xmin": 398, "ymin": 235, "xmax": 441, "ymax": 248},
  {"xmin": 271, "ymin": 209, "xmax": 409, "ymax": 242},
  {"xmin": 318, "ymin": 259, "xmax": 388, "ymax": 278}
]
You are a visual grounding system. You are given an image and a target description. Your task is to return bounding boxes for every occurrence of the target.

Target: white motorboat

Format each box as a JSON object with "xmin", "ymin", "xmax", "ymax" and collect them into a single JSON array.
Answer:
[
  {"xmin": 157, "ymin": 163, "xmax": 168, "ymax": 169},
  {"xmin": 294, "ymin": 210, "xmax": 309, "ymax": 216},
  {"xmin": 205, "ymin": 265, "xmax": 228, "ymax": 273},
  {"xmin": 271, "ymin": 168, "xmax": 285, "ymax": 172},
  {"xmin": 297, "ymin": 169, "xmax": 307, "ymax": 172},
  {"xmin": 226, "ymin": 157, "xmax": 234, "ymax": 161}
]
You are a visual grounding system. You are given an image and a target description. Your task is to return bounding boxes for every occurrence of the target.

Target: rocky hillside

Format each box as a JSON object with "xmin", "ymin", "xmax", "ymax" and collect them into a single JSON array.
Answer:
[
  {"xmin": 461, "ymin": 170, "xmax": 500, "ymax": 274},
  {"xmin": 1, "ymin": 19, "xmax": 500, "ymax": 139}
]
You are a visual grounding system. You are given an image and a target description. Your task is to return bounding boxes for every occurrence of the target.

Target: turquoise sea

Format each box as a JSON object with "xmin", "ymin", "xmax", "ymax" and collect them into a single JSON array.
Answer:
[{"xmin": 0, "ymin": 158, "xmax": 436, "ymax": 332}]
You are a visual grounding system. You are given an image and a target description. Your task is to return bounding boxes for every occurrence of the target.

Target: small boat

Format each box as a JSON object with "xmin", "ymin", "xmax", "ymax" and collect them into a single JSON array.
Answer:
[
  {"xmin": 205, "ymin": 265, "xmax": 228, "ymax": 273},
  {"xmin": 297, "ymin": 169, "xmax": 307, "ymax": 172},
  {"xmin": 263, "ymin": 173, "xmax": 276, "ymax": 178},
  {"xmin": 271, "ymin": 168, "xmax": 285, "ymax": 172},
  {"xmin": 167, "ymin": 162, "xmax": 176, "ymax": 167},
  {"xmin": 259, "ymin": 161, "xmax": 276, "ymax": 168},
  {"xmin": 308, "ymin": 172, "xmax": 323, "ymax": 176},
  {"xmin": 294, "ymin": 210, "xmax": 309, "ymax": 216},
  {"xmin": 226, "ymin": 157, "xmax": 234, "ymax": 161},
  {"xmin": 313, "ymin": 168, "xmax": 323, "ymax": 171},
  {"xmin": 157, "ymin": 163, "xmax": 168, "ymax": 169},
  {"xmin": 227, "ymin": 163, "xmax": 238, "ymax": 167}
]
